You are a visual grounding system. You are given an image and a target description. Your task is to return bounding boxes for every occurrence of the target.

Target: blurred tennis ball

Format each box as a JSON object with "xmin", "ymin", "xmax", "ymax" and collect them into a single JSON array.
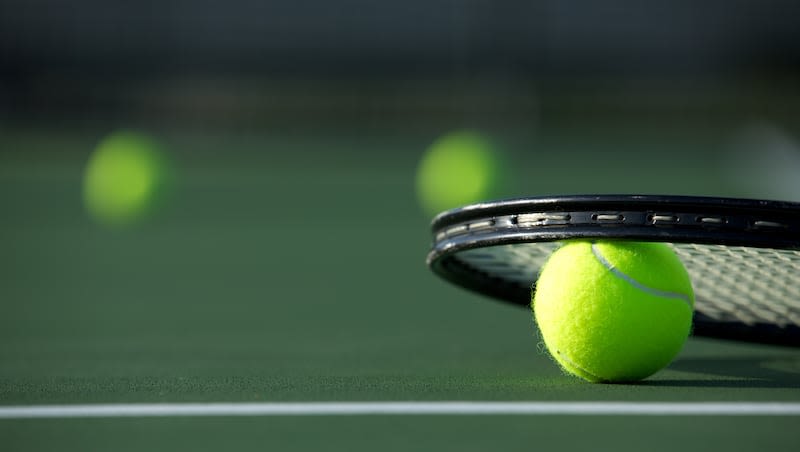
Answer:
[
  {"xmin": 83, "ymin": 130, "xmax": 170, "ymax": 228},
  {"xmin": 416, "ymin": 130, "xmax": 507, "ymax": 216}
]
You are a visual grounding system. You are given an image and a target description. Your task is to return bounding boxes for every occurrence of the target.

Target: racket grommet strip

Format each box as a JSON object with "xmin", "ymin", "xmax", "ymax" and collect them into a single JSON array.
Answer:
[
  {"xmin": 518, "ymin": 213, "xmax": 571, "ymax": 227},
  {"xmin": 650, "ymin": 214, "xmax": 679, "ymax": 225},
  {"xmin": 593, "ymin": 213, "xmax": 625, "ymax": 223}
]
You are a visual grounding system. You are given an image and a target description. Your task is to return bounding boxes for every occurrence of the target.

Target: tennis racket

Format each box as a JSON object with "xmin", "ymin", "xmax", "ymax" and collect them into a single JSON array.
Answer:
[{"xmin": 426, "ymin": 195, "xmax": 800, "ymax": 346}]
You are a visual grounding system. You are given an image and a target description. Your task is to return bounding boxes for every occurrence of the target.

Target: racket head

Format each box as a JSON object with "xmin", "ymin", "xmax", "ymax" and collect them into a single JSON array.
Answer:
[{"xmin": 427, "ymin": 195, "xmax": 800, "ymax": 346}]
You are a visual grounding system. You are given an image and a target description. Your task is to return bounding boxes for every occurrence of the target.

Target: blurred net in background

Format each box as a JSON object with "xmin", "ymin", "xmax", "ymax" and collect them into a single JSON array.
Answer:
[{"xmin": 1, "ymin": 0, "xmax": 799, "ymax": 202}]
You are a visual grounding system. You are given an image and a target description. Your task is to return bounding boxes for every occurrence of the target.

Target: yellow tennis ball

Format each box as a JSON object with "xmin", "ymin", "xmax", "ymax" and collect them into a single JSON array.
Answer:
[
  {"xmin": 415, "ymin": 130, "xmax": 505, "ymax": 216},
  {"xmin": 532, "ymin": 241, "xmax": 694, "ymax": 383},
  {"xmin": 83, "ymin": 131, "xmax": 169, "ymax": 227}
]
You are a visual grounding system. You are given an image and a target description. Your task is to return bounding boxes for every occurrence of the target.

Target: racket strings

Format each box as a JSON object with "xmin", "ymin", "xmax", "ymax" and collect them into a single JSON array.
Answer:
[
  {"xmin": 673, "ymin": 245, "xmax": 800, "ymax": 328},
  {"xmin": 456, "ymin": 243, "xmax": 800, "ymax": 330}
]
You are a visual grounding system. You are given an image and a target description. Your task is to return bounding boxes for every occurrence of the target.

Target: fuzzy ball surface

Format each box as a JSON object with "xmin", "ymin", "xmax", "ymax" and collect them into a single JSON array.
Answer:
[{"xmin": 532, "ymin": 241, "xmax": 694, "ymax": 383}]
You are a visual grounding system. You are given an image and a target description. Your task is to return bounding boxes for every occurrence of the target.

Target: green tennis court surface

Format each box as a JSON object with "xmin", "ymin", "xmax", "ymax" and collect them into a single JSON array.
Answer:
[{"xmin": 2, "ymin": 123, "xmax": 799, "ymax": 451}]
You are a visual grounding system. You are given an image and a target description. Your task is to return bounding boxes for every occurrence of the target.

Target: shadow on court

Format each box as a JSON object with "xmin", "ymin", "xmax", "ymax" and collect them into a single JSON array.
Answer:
[{"xmin": 651, "ymin": 355, "xmax": 800, "ymax": 388}]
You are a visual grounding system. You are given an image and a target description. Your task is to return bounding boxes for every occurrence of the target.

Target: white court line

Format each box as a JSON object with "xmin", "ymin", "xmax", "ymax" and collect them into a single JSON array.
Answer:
[{"xmin": 1, "ymin": 402, "xmax": 800, "ymax": 419}]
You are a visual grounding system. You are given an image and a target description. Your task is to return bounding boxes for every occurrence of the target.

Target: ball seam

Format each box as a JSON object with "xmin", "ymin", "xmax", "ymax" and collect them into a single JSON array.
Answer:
[
  {"xmin": 591, "ymin": 244, "xmax": 692, "ymax": 308},
  {"xmin": 555, "ymin": 349, "xmax": 606, "ymax": 382}
]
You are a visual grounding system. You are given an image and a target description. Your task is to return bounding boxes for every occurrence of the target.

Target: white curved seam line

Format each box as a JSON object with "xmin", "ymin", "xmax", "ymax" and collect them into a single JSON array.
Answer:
[
  {"xmin": 591, "ymin": 244, "xmax": 692, "ymax": 308},
  {"xmin": 555, "ymin": 349, "xmax": 606, "ymax": 382}
]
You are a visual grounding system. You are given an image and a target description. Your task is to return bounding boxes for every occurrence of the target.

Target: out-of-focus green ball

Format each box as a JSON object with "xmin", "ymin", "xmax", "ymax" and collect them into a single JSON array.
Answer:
[
  {"xmin": 83, "ymin": 131, "xmax": 169, "ymax": 227},
  {"xmin": 416, "ymin": 130, "xmax": 506, "ymax": 216}
]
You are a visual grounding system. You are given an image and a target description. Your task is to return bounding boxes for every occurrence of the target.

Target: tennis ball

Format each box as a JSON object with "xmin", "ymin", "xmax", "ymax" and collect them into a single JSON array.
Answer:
[
  {"xmin": 83, "ymin": 131, "xmax": 169, "ymax": 227},
  {"xmin": 532, "ymin": 241, "xmax": 694, "ymax": 383},
  {"xmin": 415, "ymin": 130, "xmax": 506, "ymax": 216}
]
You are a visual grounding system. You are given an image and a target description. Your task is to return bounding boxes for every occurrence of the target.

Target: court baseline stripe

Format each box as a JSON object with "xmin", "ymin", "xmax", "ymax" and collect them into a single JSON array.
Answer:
[{"xmin": 1, "ymin": 402, "xmax": 800, "ymax": 418}]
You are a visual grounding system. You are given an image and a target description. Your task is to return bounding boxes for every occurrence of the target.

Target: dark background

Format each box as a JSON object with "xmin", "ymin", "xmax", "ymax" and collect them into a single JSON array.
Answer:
[
  {"xmin": 2, "ymin": 0, "xmax": 800, "ymax": 126},
  {"xmin": 3, "ymin": 1, "xmax": 800, "ymax": 200}
]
